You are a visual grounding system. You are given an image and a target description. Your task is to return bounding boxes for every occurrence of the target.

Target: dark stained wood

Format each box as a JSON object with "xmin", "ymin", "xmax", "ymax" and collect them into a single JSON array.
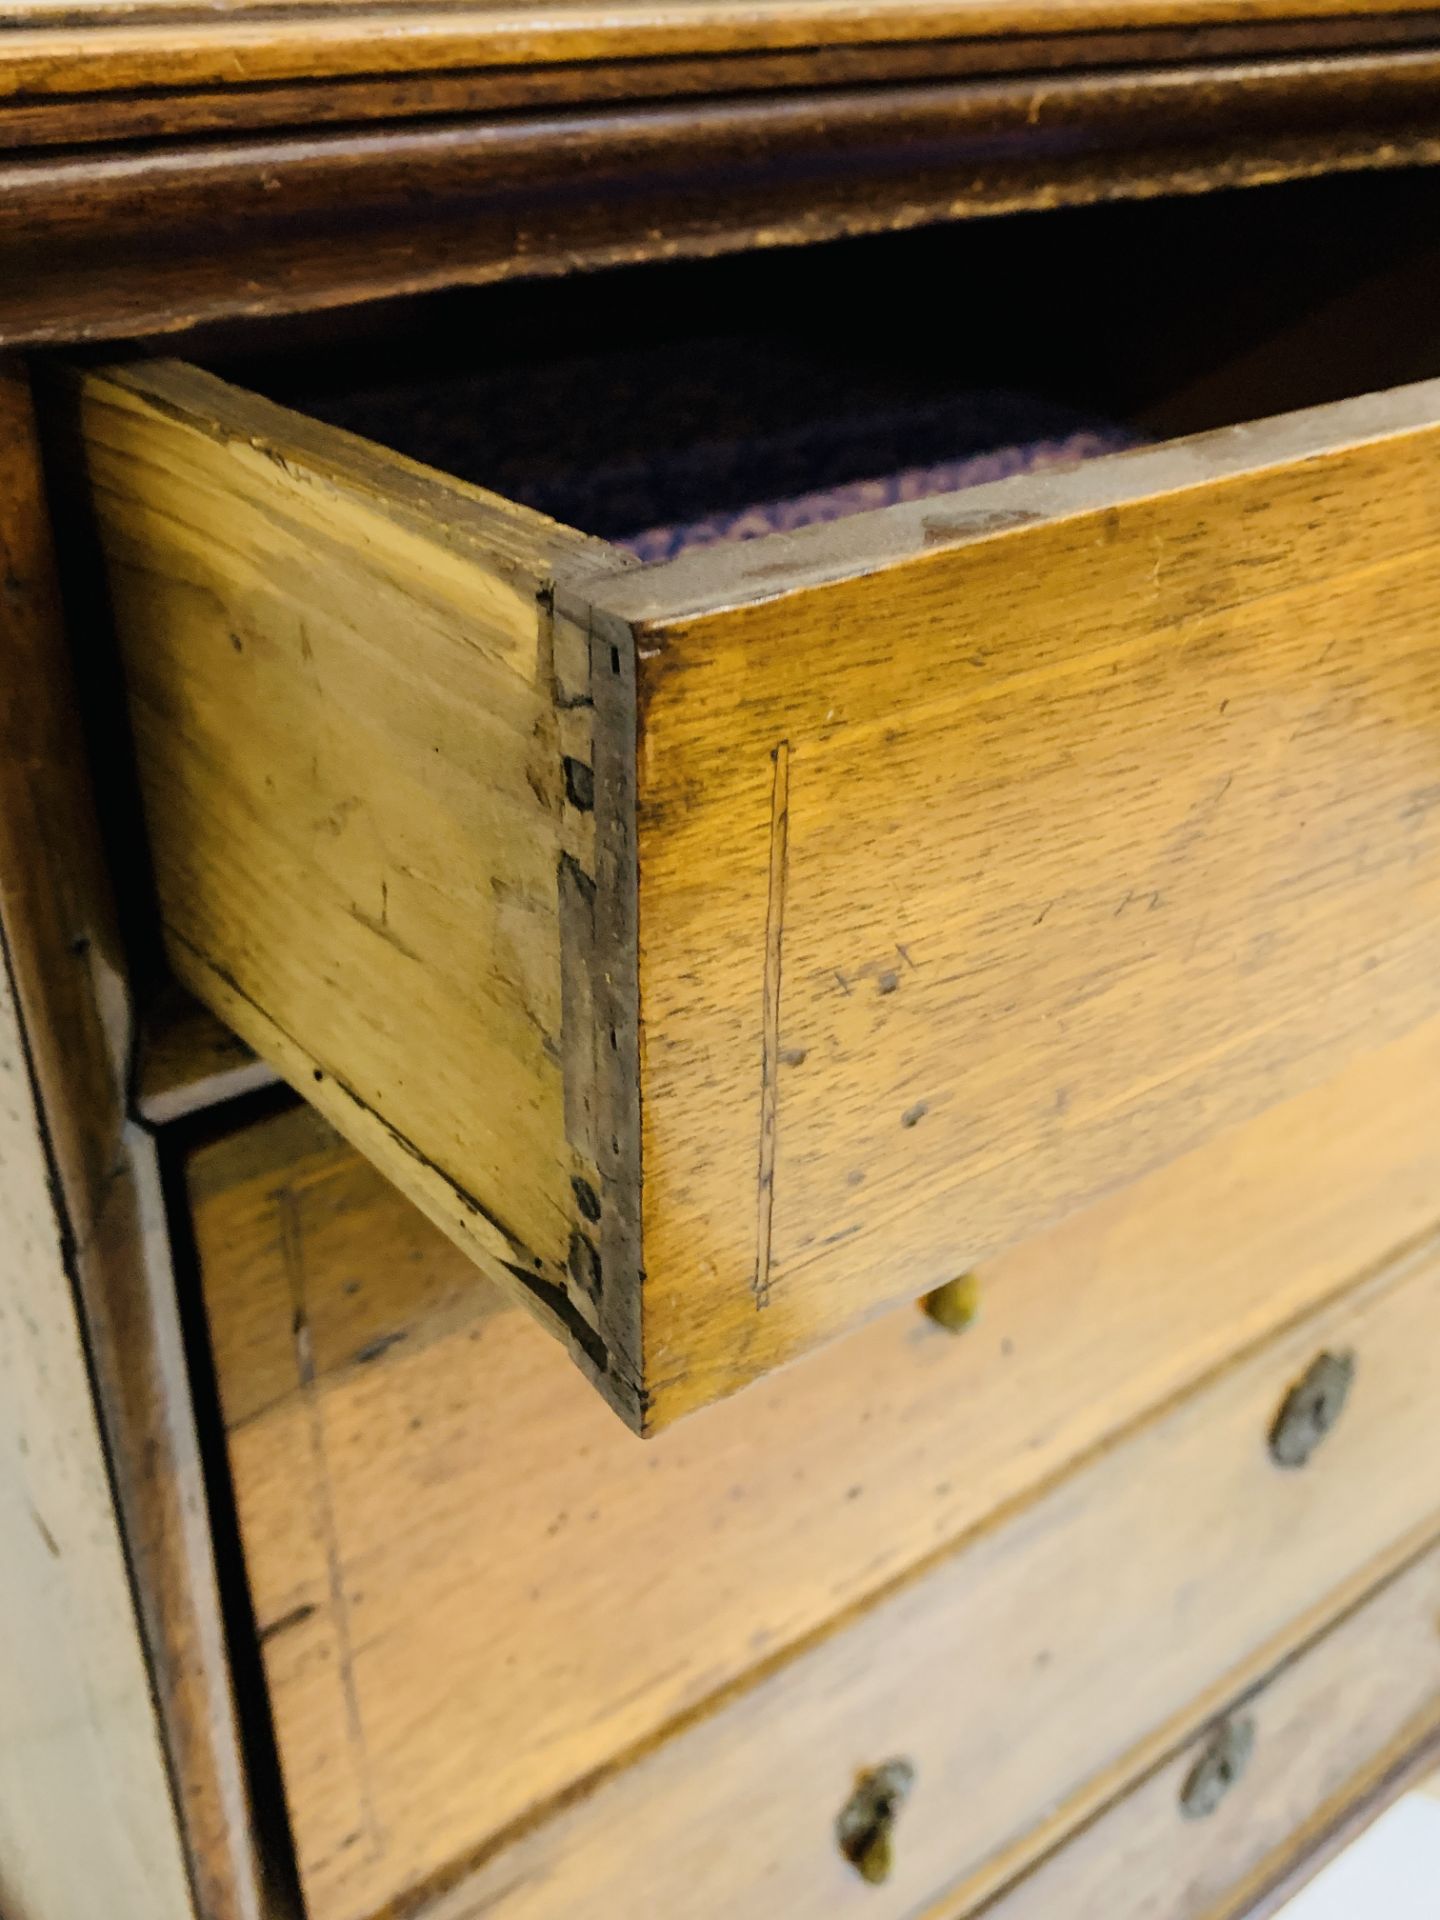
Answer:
[
  {"xmin": 12, "ymin": 60, "xmax": 1440, "ymax": 243},
  {"xmin": 6, "ymin": 0, "xmax": 1440, "ymax": 97},
  {"xmin": 0, "ymin": 359, "xmax": 269, "ymax": 1920},
  {"xmin": 9, "ymin": 56, "xmax": 1440, "ymax": 345},
  {"xmin": 1141, "ymin": 234, "xmax": 1440, "ymax": 434},
  {"xmin": 4, "ymin": 17, "xmax": 1439, "ymax": 149},
  {"xmin": 135, "ymin": 985, "xmax": 276, "ymax": 1128}
]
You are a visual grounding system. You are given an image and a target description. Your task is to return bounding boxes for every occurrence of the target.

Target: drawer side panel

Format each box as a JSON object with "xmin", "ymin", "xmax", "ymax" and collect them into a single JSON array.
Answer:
[{"xmin": 70, "ymin": 361, "xmax": 645, "ymax": 1416}]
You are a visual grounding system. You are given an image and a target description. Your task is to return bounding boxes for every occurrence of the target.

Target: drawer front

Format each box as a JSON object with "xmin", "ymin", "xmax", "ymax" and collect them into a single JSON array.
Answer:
[
  {"xmin": 976, "ymin": 1534, "xmax": 1440, "ymax": 1920},
  {"xmin": 604, "ymin": 380, "xmax": 1440, "ymax": 1422},
  {"xmin": 193, "ymin": 1016, "xmax": 1440, "ymax": 1920},
  {"xmin": 407, "ymin": 1233, "xmax": 1440, "ymax": 1920},
  {"xmin": 74, "ymin": 362, "xmax": 1440, "ymax": 1426}
]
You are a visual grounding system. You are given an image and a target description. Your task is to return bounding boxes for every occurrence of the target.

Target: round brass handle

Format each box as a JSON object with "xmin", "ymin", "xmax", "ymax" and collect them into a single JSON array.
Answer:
[
  {"xmin": 921, "ymin": 1274, "xmax": 981, "ymax": 1333},
  {"xmin": 1268, "ymin": 1350, "xmax": 1355, "ymax": 1469},
  {"xmin": 837, "ymin": 1759, "xmax": 915, "ymax": 1885}
]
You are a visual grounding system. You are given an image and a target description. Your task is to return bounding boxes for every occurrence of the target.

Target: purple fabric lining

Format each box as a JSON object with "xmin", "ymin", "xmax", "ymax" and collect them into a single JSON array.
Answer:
[{"xmin": 618, "ymin": 428, "xmax": 1139, "ymax": 563}]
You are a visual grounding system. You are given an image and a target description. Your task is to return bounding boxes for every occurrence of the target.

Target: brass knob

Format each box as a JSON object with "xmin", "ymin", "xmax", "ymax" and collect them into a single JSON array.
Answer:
[
  {"xmin": 1179, "ymin": 1716, "xmax": 1255, "ymax": 1819},
  {"xmin": 921, "ymin": 1274, "xmax": 981, "ymax": 1333},
  {"xmin": 836, "ymin": 1759, "xmax": 914, "ymax": 1884},
  {"xmin": 1269, "ymin": 1350, "xmax": 1355, "ymax": 1469}
]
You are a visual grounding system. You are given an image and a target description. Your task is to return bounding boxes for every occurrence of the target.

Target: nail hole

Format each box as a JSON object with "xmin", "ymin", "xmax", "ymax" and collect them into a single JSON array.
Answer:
[
  {"xmin": 567, "ymin": 1230, "xmax": 602, "ymax": 1302},
  {"xmin": 571, "ymin": 1176, "xmax": 602, "ymax": 1223},
  {"xmin": 564, "ymin": 757, "xmax": 595, "ymax": 812}
]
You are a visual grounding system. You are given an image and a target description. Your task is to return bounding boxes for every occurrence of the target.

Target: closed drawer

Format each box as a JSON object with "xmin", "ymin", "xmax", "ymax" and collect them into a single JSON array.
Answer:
[
  {"xmin": 972, "ymin": 1531, "xmax": 1440, "ymax": 1920},
  {"xmin": 192, "ymin": 1015, "xmax": 1440, "ymax": 1920},
  {"xmin": 386, "ymin": 1233, "xmax": 1440, "ymax": 1920},
  {"xmin": 66, "ymin": 201, "xmax": 1440, "ymax": 1428}
]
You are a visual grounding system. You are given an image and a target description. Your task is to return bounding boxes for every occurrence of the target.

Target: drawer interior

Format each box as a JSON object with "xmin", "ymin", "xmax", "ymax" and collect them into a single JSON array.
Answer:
[{"xmin": 216, "ymin": 166, "xmax": 1440, "ymax": 553}]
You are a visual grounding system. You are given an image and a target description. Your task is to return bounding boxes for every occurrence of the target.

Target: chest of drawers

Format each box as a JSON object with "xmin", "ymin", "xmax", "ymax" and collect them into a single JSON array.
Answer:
[{"xmin": 4, "ymin": 10, "xmax": 1440, "ymax": 1918}]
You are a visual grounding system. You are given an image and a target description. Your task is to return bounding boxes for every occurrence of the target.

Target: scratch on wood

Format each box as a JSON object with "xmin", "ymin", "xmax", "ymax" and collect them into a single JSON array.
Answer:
[
  {"xmin": 753, "ymin": 739, "xmax": 791, "ymax": 1311},
  {"xmin": 28, "ymin": 1502, "xmax": 61, "ymax": 1559},
  {"xmin": 276, "ymin": 1186, "xmax": 384, "ymax": 1861},
  {"xmin": 259, "ymin": 1601, "xmax": 318, "ymax": 1645},
  {"xmin": 347, "ymin": 900, "xmax": 423, "ymax": 965}
]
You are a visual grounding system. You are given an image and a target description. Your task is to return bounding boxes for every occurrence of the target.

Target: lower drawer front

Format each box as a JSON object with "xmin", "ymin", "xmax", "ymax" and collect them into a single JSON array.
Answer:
[
  {"xmin": 390, "ymin": 1233, "xmax": 1440, "ymax": 1920},
  {"xmin": 192, "ymin": 1018, "xmax": 1440, "ymax": 1920},
  {"xmin": 982, "ymin": 1534, "xmax": 1440, "ymax": 1920}
]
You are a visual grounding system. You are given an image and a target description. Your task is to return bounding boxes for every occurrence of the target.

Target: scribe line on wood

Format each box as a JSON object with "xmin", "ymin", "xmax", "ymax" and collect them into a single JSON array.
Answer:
[{"xmin": 754, "ymin": 737, "xmax": 791, "ymax": 1310}]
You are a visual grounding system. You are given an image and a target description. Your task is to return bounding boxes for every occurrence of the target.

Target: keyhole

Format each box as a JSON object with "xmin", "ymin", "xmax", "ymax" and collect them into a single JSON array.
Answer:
[
  {"xmin": 1269, "ymin": 1350, "xmax": 1355, "ymax": 1469},
  {"xmin": 1179, "ymin": 1716, "xmax": 1256, "ymax": 1820},
  {"xmin": 836, "ymin": 1759, "xmax": 915, "ymax": 1884}
]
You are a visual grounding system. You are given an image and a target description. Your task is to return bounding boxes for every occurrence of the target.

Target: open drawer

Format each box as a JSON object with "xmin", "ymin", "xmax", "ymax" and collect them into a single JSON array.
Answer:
[{"xmin": 65, "ymin": 184, "xmax": 1440, "ymax": 1430}]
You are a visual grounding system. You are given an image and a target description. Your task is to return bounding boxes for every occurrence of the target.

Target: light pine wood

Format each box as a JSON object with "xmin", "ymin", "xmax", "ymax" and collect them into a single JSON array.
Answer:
[
  {"xmin": 84, "ymin": 361, "xmax": 1440, "ymax": 1426},
  {"xmin": 192, "ymin": 1012, "xmax": 1440, "ymax": 1920},
  {"xmin": 966, "ymin": 1533, "xmax": 1440, "ymax": 1920},
  {"xmin": 589, "ymin": 375, "xmax": 1440, "ymax": 1422},
  {"xmin": 389, "ymin": 1231, "xmax": 1440, "ymax": 1920},
  {"xmin": 68, "ymin": 360, "xmax": 645, "ymax": 1415},
  {"xmin": 0, "ymin": 944, "xmax": 195, "ymax": 1920}
]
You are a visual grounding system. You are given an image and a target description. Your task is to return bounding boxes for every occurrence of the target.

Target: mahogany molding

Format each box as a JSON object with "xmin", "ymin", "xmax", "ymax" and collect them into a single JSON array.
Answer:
[{"xmin": 3, "ymin": 46, "xmax": 1440, "ymax": 346}]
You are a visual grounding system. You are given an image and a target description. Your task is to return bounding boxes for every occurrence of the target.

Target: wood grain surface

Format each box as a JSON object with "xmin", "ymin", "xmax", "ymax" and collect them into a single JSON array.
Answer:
[
  {"xmin": 379, "ymin": 1233, "xmax": 1440, "ymax": 1919},
  {"xmin": 592, "ymin": 375, "xmax": 1440, "ymax": 1422},
  {"xmin": 6, "ymin": 0, "xmax": 1440, "ymax": 94},
  {"xmin": 8, "ymin": 47, "xmax": 1440, "ymax": 343},
  {"xmin": 6, "ymin": 18, "xmax": 1438, "ymax": 150},
  {"xmin": 8, "ymin": 0, "xmax": 1440, "ymax": 97},
  {"xmin": 967, "ymin": 1531, "xmax": 1440, "ymax": 1920},
  {"xmin": 79, "ymin": 357, "xmax": 1440, "ymax": 1424},
  {"xmin": 19, "ymin": 62, "xmax": 1440, "ymax": 243},
  {"xmin": 66, "ymin": 361, "xmax": 652, "ymax": 1416},
  {"xmin": 191, "ymin": 1011, "xmax": 1440, "ymax": 1920},
  {"xmin": 0, "ymin": 362, "xmax": 265, "ymax": 1920},
  {"xmin": 0, "ymin": 937, "xmax": 196, "ymax": 1920}
]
